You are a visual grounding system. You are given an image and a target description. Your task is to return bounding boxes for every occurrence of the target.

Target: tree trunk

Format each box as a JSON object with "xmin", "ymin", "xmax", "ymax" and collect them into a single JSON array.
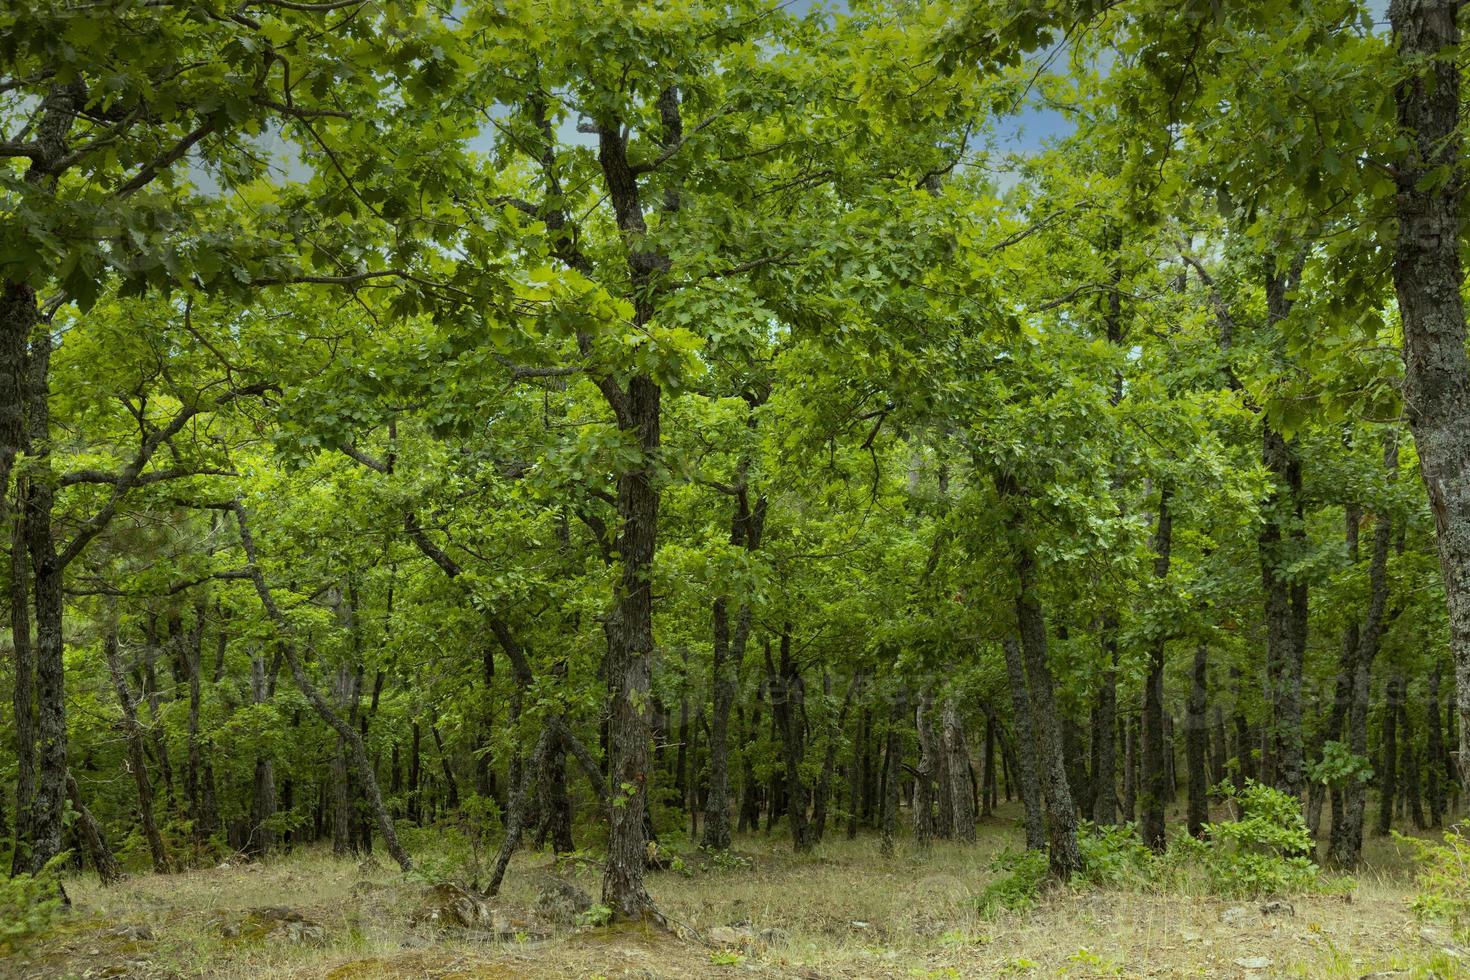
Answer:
[
  {"xmin": 1002, "ymin": 638, "xmax": 1046, "ymax": 850},
  {"xmin": 248, "ymin": 654, "xmax": 277, "ymax": 857},
  {"xmin": 103, "ymin": 622, "xmax": 169, "ymax": 873},
  {"xmin": 812, "ymin": 673, "xmax": 858, "ymax": 843},
  {"xmin": 1429, "ymin": 661, "xmax": 1446, "ymax": 826},
  {"xmin": 1122, "ymin": 708, "xmax": 1137, "ymax": 823},
  {"xmin": 912, "ymin": 689, "xmax": 937, "ymax": 850},
  {"xmin": 1094, "ymin": 627, "xmax": 1119, "ymax": 825},
  {"xmin": 1330, "ymin": 496, "xmax": 1394, "ymax": 867},
  {"xmin": 1186, "ymin": 643, "xmax": 1210, "ymax": 837},
  {"xmin": 487, "ymin": 722, "xmax": 553, "ymax": 896},
  {"xmin": 767, "ymin": 629, "xmax": 812, "ymax": 852},
  {"xmin": 23, "ymin": 337, "xmax": 66, "ymax": 876},
  {"xmin": 848, "ymin": 704, "xmax": 868, "ymax": 839},
  {"xmin": 1142, "ymin": 490, "xmax": 1173, "ymax": 852},
  {"xmin": 941, "ymin": 697, "xmax": 976, "ymax": 841},
  {"xmin": 1377, "ymin": 676, "xmax": 1401, "ymax": 837},
  {"xmin": 9, "ymin": 484, "xmax": 34, "ymax": 876},
  {"xmin": 1389, "ymin": 0, "xmax": 1470, "ymax": 808},
  {"xmin": 1399, "ymin": 689, "xmax": 1428, "ymax": 830},
  {"xmin": 1004, "ymin": 485, "xmax": 1082, "ymax": 877},
  {"xmin": 66, "ymin": 774, "xmax": 120, "ymax": 885},
  {"xmin": 880, "ymin": 689, "xmax": 906, "ymax": 856}
]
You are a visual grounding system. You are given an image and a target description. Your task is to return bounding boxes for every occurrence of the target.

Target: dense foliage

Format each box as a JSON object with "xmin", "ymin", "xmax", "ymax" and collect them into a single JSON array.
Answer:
[{"xmin": 3, "ymin": 0, "xmax": 1469, "ymax": 923}]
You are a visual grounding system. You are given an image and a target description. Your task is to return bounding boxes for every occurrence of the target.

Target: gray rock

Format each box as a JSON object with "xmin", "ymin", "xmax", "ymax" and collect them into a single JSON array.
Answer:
[
  {"xmin": 534, "ymin": 875, "xmax": 594, "ymax": 925},
  {"xmin": 1219, "ymin": 906, "xmax": 1255, "ymax": 927},
  {"xmin": 1234, "ymin": 956, "xmax": 1272, "ymax": 971},
  {"xmin": 215, "ymin": 907, "xmax": 326, "ymax": 946},
  {"xmin": 410, "ymin": 883, "xmax": 494, "ymax": 930}
]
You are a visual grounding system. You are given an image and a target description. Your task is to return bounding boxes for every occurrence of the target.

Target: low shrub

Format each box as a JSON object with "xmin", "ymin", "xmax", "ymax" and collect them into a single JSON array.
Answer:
[
  {"xmin": 1396, "ymin": 823, "xmax": 1470, "ymax": 942},
  {"xmin": 1077, "ymin": 820, "xmax": 1154, "ymax": 887},
  {"xmin": 1187, "ymin": 779, "xmax": 1319, "ymax": 898},
  {"xmin": 977, "ymin": 848, "xmax": 1049, "ymax": 917},
  {"xmin": 0, "ymin": 854, "xmax": 68, "ymax": 953}
]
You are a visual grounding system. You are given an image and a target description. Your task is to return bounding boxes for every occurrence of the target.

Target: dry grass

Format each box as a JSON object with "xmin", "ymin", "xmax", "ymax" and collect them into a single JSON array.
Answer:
[{"xmin": 4, "ymin": 804, "xmax": 1466, "ymax": 979}]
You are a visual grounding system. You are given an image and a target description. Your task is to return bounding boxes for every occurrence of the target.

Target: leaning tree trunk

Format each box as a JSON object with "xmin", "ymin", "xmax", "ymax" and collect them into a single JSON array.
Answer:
[
  {"xmin": 1001, "ymin": 637, "xmax": 1046, "ymax": 850},
  {"xmin": 1389, "ymin": 0, "xmax": 1470, "ymax": 806},
  {"xmin": 1004, "ymin": 495, "xmax": 1082, "ymax": 878},
  {"xmin": 66, "ymin": 774, "xmax": 120, "ymax": 886},
  {"xmin": 102, "ymin": 623, "xmax": 169, "ymax": 873},
  {"xmin": 231, "ymin": 503, "xmax": 411, "ymax": 871},
  {"xmin": 1142, "ymin": 490, "xmax": 1173, "ymax": 852}
]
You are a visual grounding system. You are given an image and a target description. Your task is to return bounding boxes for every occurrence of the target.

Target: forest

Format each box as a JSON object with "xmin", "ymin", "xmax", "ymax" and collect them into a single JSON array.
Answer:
[{"xmin": 4, "ymin": 0, "xmax": 1470, "ymax": 977}]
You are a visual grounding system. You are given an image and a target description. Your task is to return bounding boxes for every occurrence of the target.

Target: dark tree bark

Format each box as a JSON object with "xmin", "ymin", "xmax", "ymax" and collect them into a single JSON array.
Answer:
[
  {"xmin": 23, "ymin": 336, "xmax": 66, "ymax": 876},
  {"xmin": 1388, "ymin": 0, "xmax": 1470, "ymax": 805},
  {"xmin": 1331, "ymin": 449, "xmax": 1397, "ymax": 867},
  {"xmin": 184, "ymin": 600, "xmax": 213, "ymax": 840},
  {"xmin": 102, "ymin": 622, "xmax": 169, "ymax": 873},
  {"xmin": 1186, "ymin": 643, "xmax": 1210, "ymax": 837},
  {"xmin": 767, "ymin": 628, "xmax": 813, "ymax": 852},
  {"xmin": 1094, "ymin": 629, "xmax": 1119, "ymax": 826},
  {"xmin": 880, "ymin": 688, "xmax": 906, "ymax": 857},
  {"xmin": 703, "ymin": 515, "xmax": 759, "ymax": 850},
  {"xmin": 1002, "ymin": 638, "xmax": 1046, "ymax": 851},
  {"xmin": 981, "ymin": 710, "xmax": 997, "ymax": 818},
  {"xmin": 1231, "ymin": 667, "xmax": 1255, "ymax": 783},
  {"xmin": 1121, "ymin": 708, "xmax": 1137, "ymax": 823},
  {"xmin": 66, "ymin": 773, "xmax": 120, "ymax": 886},
  {"xmin": 1377, "ymin": 676, "xmax": 1401, "ymax": 837},
  {"xmin": 847, "ymin": 704, "xmax": 868, "ymax": 838},
  {"xmin": 812, "ymin": 672, "xmax": 858, "ymax": 843},
  {"xmin": 1142, "ymin": 490, "xmax": 1173, "ymax": 852},
  {"xmin": 1399, "ymin": 690, "xmax": 1428, "ymax": 830},
  {"xmin": 487, "ymin": 722, "xmax": 554, "ymax": 896},
  {"xmin": 912, "ymin": 689, "xmax": 937, "ymax": 850},
  {"xmin": 9, "ymin": 483, "xmax": 34, "ymax": 876},
  {"xmin": 247, "ymin": 653, "xmax": 277, "ymax": 857},
  {"xmin": 1428, "ymin": 661, "xmax": 1446, "ymax": 826}
]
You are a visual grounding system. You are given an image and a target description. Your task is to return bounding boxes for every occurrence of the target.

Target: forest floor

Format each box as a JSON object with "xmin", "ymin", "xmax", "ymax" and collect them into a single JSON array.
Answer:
[{"xmin": 5, "ymin": 804, "xmax": 1465, "ymax": 980}]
